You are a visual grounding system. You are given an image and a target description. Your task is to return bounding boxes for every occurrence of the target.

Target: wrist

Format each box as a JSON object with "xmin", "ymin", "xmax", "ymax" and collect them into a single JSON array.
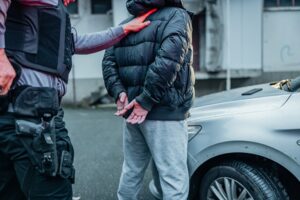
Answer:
[
  {"xmin": 136, "ymin": 92, "xmax": 155, "ymax": 111},
  {"xmin": 0, "ymin": 48, "xmax": 5, "ymax": 56},
  {"xmin": 0, "ymin": 49, "xmax": 8, "ymax": 61},
  {"xmin": 119, "ymin": 92, "xmax": 126, "ymax": 97},
  {"xmin": 122, "ymin": 25, "xmax": 130, "ymax": 35},
  {"xmin": 113, "ymin": 88, "xmax": 126, "ymax": 102}
]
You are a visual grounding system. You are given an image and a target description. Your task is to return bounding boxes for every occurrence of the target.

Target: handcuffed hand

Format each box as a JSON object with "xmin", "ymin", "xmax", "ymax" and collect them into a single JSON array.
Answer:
[
  {"xmin": 116, "ymin": 100, "xmax": 148, "ymax": 124},
  {"xmin": 123, "ymin": 9, "xmax": 157, "ymax": 34},
  {"xmin": 0, "ymin": 49, "xmax": 16, "ymax": 95},
  {"xmin": 115, "ymin": 92, "xmax": 129, "ymax": 116},
  {"xmin": 64, "ymin": 0, "xmax": 76, "ymax": 6}
]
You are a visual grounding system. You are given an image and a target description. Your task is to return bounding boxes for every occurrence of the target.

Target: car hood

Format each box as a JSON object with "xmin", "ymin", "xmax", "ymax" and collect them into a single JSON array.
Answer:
[{"xmin": 190, "ymin": 84, "xmax": 291, "ymax": 122}]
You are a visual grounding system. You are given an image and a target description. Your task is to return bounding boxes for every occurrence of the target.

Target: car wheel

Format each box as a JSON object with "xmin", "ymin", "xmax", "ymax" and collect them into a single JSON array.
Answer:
[{"xmin": 199, "ymin": 161, "xmax": 289, "ymax": 200}]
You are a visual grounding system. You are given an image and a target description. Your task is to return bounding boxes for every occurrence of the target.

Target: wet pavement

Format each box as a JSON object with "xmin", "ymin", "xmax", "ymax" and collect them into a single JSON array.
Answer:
[{"xmin": 64, "ymin": 107, "xmax": 155, "ymax": 200}]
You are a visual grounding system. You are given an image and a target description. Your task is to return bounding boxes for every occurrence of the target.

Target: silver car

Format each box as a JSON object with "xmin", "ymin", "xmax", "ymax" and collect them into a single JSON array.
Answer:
[{"xmin": 150, "ymin": 77, "xmax": 300, "ymax": 200}]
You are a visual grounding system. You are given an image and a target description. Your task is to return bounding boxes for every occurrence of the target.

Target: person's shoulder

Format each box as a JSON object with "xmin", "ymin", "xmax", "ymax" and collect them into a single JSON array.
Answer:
[
  {"xmin": 159, "ymin": 7, "xmax": 193, "ymax": 35},
  {"xmin": 159, "ymin": 7, "xmax": 190, "ymax": 21},
  {"xmin": 163, "ymin": 7, "xmax": 188, "ymax": 15}
]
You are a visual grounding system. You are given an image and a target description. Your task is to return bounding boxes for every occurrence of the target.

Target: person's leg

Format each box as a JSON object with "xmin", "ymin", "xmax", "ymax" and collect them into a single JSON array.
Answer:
[
  {"xmin": 141, "ymin": 120, "xmax": 189, "ymax": 200},
  {"xmin": 1, "ymin": 110, "xmax": 73, "ymax": 200},
  {"xmin": 15, "ymin": 109, "xmax": 73, "ymax": 200},
  {"xmin": 0, "ymin": 153, "xmax": 26, "ymax": 200},
  {"xmin": 15, "ymin": 108, "xmax": 74, "ymax": 200},
  {"xmin": 14, "ymin": 159, "xmax": 73, "ymax": 200},
  {"xmin": 149, "ymin": 161, "xmax": 163, "ymax": 199},
  {"xmin": 0, "ymin": 113, "xmax": 26, "ymax": 200},
  {"xmin": 117, "ymin": 122, "xmax": 151, "ymax": 200},
  {"xmin": 54, "ymin": 108, "xmax": 75, "ymax": 179}
]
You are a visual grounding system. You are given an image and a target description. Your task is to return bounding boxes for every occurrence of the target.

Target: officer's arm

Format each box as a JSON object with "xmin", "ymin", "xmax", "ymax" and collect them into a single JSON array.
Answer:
[
  {"xmin": 0, "ymin": 0, "xmax": 16, "ymax": 95},
  {"xmin": 0, "ymin": 0, "xmax": 11, "ymax": 48},
  {"xmin": 73, "ymin": 9, "xmax": 156, "ymax": 55},
  {"xmin": 73, "ymin": 26, "xmax": 126, "ymax": 55}
]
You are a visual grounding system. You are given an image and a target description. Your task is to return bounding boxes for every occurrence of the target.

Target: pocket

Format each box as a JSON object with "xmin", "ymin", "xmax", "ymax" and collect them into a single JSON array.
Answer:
[
  {"xmin": 11, "ymin": 87, "xmax": 59, "ymax": 118},
  {"xmin": 56, "ymin": 136, "xmax": 75, "ymax": 182},
  {"xmin": 15, "ymin": 119, "xmax": 59, "ymax": 177},
  {"xmin": 15, "ymin": 118, "xmax": 75, "ymax": 180},
  {"xmin": 56, "ymin": 136, "xmax": 74, "ymax": 161},
  {"xmin": 59, "ymin": 150, "xmax": 75, "ymax": 181}
]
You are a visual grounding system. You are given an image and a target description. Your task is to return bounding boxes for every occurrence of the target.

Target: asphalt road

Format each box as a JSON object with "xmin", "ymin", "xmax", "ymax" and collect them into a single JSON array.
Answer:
[{"xmin": 64, "ymin": 107, "xmax": 155, "ymax": 200}]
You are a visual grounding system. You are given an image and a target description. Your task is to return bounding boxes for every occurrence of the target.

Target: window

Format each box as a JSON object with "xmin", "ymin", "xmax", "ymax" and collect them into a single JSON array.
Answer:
[
  {"xmin": 265, "ymin": 0, "xmax": 300, "ymax": 7},
  {"xmin": 91, "ymin": 0, "xmax": 112, "ymax": 14},
  {"xmin": 67, "ymin": 1, "xmax": 79, "ymax": 14}
]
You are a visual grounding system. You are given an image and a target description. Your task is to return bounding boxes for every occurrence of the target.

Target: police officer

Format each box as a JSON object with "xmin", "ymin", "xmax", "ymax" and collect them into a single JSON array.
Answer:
[{"xmin": 0, "ymin": 0, "xmax": 155, "ymax": 199}]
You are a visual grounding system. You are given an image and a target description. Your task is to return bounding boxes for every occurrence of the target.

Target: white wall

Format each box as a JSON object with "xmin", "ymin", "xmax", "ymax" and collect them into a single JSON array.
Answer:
[
  {"xmin": 65, "ymin": 0, "xmax": 115, "ymax": 103},
  {"xmin": 64, "ymin": 0, "xmax": 132, "ymax": 103},
  {"xmin": 263, "ymin": 10, "xmax": 300, "ymax": 71},
  {"xmin": 70, "ymin": 0, "xmax": 113, "ymax": 80},
  {"xmin": 113, "ymin": 0, "xmax": 129, "ymax": 26},
  {"xmin": 223, "ymin": 0, "xmax": 263, "ymax": 70}
]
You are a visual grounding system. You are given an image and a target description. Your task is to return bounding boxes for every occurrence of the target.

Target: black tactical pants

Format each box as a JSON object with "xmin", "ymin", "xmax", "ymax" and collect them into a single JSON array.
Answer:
[{"xmin": 0, "ymin": 109, "xmax": 73, "ymax": 200}]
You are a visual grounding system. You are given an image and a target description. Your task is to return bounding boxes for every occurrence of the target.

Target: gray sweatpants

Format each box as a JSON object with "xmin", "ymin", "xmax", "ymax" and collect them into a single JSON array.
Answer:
[{"xmin": 117, "ymin": 120, "xmax": 189, "ymax": 200}]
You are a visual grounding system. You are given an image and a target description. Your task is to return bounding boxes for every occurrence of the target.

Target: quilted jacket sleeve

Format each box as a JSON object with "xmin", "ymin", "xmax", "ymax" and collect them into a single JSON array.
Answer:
[
  {"xmin": 102, "ymin": 47, "xmax": 126, "ymax": 102},
  {"xmin": 136, "ymin": 9, "xmax": 192, "ymax": 111}
]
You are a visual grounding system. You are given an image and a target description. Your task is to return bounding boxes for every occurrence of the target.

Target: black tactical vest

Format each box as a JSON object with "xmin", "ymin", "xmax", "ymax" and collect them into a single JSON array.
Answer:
[{"xmin": 5, "ymin": 0, "xmax": 74, "ymax": 83}]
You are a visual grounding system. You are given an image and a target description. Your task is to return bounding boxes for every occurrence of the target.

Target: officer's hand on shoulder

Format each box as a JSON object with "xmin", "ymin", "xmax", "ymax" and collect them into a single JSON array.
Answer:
[
  {"xmin": 0, "ymin": 49, "xmax": 16, "ymax": 95},
  {"xmin": 64, "ymin": 0, "xmax": 75, "ymax": 6},
  {"xmin": 123, "ymin": 9, "xmax": 157, "ymax": 34}
]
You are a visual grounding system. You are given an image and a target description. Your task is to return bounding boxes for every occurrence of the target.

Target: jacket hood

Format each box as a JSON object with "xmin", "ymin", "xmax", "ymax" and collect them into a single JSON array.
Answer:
[{"xmin": 126, "ymin": 0, "xmax": 184, "ymax": 16}]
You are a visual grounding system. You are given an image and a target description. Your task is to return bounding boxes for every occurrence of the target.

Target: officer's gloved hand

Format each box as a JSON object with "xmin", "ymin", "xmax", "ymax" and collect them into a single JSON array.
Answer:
[
  {"xmin": 123, "ymin": 9, "xmax": 157, "ymax": 34},
  {"xmin": 0, "ymin": 49, "xmax": 16, "ymax": 95}
]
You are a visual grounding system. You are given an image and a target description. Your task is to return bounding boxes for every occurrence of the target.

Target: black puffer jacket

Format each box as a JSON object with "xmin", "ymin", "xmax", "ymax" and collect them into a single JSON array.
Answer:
[{"xmin": 103, "ymin": 0, "xmax": 195, "ymax": 121}]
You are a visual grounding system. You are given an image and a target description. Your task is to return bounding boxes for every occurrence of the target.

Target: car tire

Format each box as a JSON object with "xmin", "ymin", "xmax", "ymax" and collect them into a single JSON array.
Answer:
[{"xmin": 199, "ymin": 160, "xmax": 289, "ymax": 200}]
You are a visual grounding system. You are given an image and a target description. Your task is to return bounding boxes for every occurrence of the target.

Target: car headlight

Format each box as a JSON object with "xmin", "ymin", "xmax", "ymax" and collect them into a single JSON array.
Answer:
[{"xmin": 188, "ymin": 125, "xmax": 202, "ymax": 141}]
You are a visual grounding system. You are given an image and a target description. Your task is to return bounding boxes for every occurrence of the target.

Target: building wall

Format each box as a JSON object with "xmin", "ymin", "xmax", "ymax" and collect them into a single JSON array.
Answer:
[
  {"xmin": 263, "ymin": 9, "xmax": 300, "ymax": 71},
  {"xmin": 224, "ymin": 0, "xmax": 263, "ymax": 70},
  {"xmin": 64, "ymin": 0, "xmax": 127, "ymax": 103},
  {"xmin": 198, "ymin": 0, "xmax": 263, "ymax": 73},
  {"xmin": 193, "ymin": 0, "xmax": 300, "ymax": 97}
]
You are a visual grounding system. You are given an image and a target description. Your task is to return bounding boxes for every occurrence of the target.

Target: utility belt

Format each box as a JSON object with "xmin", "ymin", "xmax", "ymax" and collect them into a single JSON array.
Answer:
[{"xmin": 1, "ymin": 86, "xmax": 75, "ymax": 183}]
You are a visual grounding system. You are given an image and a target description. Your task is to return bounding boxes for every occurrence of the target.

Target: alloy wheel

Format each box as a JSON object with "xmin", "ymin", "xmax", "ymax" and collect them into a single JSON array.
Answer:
[{"xmin": 207, "ymin": 177, "xmax": 254, "ymax": 200}]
